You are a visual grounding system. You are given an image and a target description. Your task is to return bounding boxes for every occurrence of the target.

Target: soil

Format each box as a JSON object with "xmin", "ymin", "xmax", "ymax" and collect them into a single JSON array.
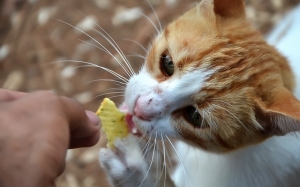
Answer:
[{"xmin": 0, "ymin": 0, "xmax": 299, "ymax": 186}]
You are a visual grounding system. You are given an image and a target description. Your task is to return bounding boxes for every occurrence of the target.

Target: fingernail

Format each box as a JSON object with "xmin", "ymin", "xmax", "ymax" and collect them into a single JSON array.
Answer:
[{"xmin": 85, "ymin": 110, "xmax": 100, "ymax": 126}]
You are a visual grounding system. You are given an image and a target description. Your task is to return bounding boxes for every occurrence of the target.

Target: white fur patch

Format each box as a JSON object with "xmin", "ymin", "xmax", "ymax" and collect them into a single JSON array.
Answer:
[
  {"xmin": 125, "ymin": 66, "xmax": 214, "ymax": 137},
  {"xmin": 173, "ymin": 133, "xmax": 300, "ymax": 187}
]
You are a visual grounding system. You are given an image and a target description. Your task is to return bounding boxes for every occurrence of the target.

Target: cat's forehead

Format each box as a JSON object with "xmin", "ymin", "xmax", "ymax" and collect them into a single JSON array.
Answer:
[
  {"xmin": 158, "ymin": 12, "xmax": 218, "ymax": 52},
  {"xmin": 150, "ymin": 7, "xmax": 221, "ymax": 64}
]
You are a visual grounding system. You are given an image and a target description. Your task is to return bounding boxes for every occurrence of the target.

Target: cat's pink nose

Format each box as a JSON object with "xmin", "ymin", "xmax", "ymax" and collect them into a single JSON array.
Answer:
[{"xmin": 134, "ymin": 98, "xmax": 151, "ymax": 121}]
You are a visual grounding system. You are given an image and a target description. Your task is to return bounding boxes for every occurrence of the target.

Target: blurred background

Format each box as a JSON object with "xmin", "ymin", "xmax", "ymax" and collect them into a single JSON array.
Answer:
[{"xmin": 0, "ymin": 0, "xmax": 299, "ymax": 186}]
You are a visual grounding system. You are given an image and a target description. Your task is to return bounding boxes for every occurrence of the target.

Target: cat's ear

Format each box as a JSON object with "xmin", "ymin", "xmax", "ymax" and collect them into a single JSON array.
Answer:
[
  {"xmin": 213, "ymin": 0, "xmax": 246, "ymax": 19},
  {"xmin": 255, "ymin": 87, "xmax": 300, "ymax": 135}
]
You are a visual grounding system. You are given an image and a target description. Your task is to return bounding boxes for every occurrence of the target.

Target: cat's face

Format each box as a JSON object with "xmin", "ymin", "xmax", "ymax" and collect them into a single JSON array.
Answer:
[{"xmin": 125, "ymin": 0, "xmax": 300, "ymax": 153}]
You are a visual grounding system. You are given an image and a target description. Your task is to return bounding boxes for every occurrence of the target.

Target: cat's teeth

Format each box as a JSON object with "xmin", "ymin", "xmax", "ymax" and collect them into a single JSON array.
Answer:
[{"xmin": 132, "ymin": 127, "xmax": 137, "ymax": 134}]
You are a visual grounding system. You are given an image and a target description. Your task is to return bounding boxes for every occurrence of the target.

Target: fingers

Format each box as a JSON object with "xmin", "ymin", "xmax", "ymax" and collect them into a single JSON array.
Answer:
[
  {"xmin": 0, "ymin": 89, "xmax": 27, "ymax": 102},
  {"xmin": 86, "ymin": 110, "xmax": 101, "ymax": 127},
  {"xmin": 69, "ymin": 130, "xmax": 100, "ymax": 148},
  {"xmin": 59, "ymin": 96, "xmax": 100, "ymax": 140},
  {"xmin": 0, "ymin": 89, "xmax": 101, "ymax": 187},
  {"xmin": 22, "ymin": 91, "xmax": 100, "ymax": 146},
  {"xmin": 1, "ymin": 89, "xmax": 101, "ymax": 148}
]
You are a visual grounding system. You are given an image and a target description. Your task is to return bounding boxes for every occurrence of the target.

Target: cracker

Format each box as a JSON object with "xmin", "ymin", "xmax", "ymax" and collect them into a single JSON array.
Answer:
[{"xmin": 96, "ymin": 98, "xmax": 129, "ymax": 148}]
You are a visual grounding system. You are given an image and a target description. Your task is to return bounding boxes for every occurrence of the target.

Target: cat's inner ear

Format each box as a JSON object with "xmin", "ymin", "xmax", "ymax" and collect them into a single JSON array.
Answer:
[
  {"xmin": 213, "ymin": 0, "xmax": 246, "ymax": 19},
  {"xmin": 255, "ymin": 87, "xmax": 300, "ymax": 135}
]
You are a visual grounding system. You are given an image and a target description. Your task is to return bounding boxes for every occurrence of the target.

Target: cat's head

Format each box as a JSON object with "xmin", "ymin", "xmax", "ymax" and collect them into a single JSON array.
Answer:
[{"xmin": 125, "ymin": 0, "xmax": 300, "ymax": 153}]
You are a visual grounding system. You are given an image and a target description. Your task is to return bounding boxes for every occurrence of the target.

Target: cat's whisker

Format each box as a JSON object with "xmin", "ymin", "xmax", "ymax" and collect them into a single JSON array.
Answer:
[
  {"xmin": 100, "ymin": 90, "xmax": 126, "ymax": 99},
  {"xmin": 127, "ymin": 51, "xmax": 146, "ymax": 60},
  {"xmin": 209, "ymin": 98, "xmax": 235, "ymax": 108},
  {"xmin": 145, "ymin": 0, "xmax": 163, "ymax": 32},
  {"xmin": 45, "ymin": 59, "xmax": 98, "ymax": 69},
  {"xmin": 90, "ymin": 92, "xmax": 124, "ymax": 102},
  {"xmin": 106, "ymin": 95, "xmax": 125, "ymax": 99},
  {"xmin": 92, "ymin": 29, "xmax": 136, "ymax": 77},
  {"xmin": 93, "ymin": 91, "xmax": 124, "ymax": 97},
  {"xmin": 140, "ymin": 133, "xmax": 153, "ymax": 154},
  {"xmin": 156, "ymin": 133, "xmax": 168, "ymax": 187},
  {"xmin": 65, "ymin": 64, "xmax": 124, "ymax": 76},
  {"xmin": 196, "ymin": 108, "xmax": 217, "ymax": 161},
  {"xmin": 56, "ymin": 18, "xmax": 134, "ymax": 81},
  {"xmin": 166, "ymin": 135, "xmax": 188, "ymax": 187},
  {"xmin": 104, "ymin": 87, "xmax": 126, "ymax": 92},
  {"xmin": 164, "ymin": 145, "xmax": 174, "ymax": 173},
  {"xmin": 73, "ymin": 10, "xmax": 136, "ymax": 77},
  {"xmin": 197, "ymin": 108, "xmax": 212, "ymax": 137},
  {"xmin": 78, "ymin": 39, "xmax": 133, "ymax": 78},
  {"xmin": 55, "ymin": 19, "xmax": 134, "ymax": 77},
  {"xmin": 201, "ymin": 103, "xmax": 214, "ymax": 132},
  {"xmin": 126, "ymin": 54, "xmax": 146, "ymax": 60},
  {"xmin": 206, "ymin": 104, "xmax": 218, "ymax": 131},
  {"xmin": 200, "ymin": 110, "xmax": 205, "ymax": 129},
  {"xmin": 54, "ymin": 60, "xmax": 128, "ymax": 83},
  {"xmin": 155, "ymin": 137, "xmax": 160, "ymax": 183},
  {"xmin": 91, "ymin": 28, "xmax": 135, "ymax": 76},
  {"xmin": 153, "ymin": 133, "xmax": 166, "ymax": 186},
  {"xmin": 161, "ymin": 134, "xmax": 167, "ymax": 187},
  {"xmin": 123, "ymin": 39, "xmax": 148, "ymax": 54},
  {"xmin": 163, "ymin": 141, "xmax": 168, "ymax": 187},
  {"xmin": 87, "ymin": 78, "xmax": 126, "ymax": 85},
  {"xmin": 93, "ymin": 87, "xmax": 126, "ymax": 99},
  {"xmin": 138, "ymin": 132, "xmax": 158, "ymax": 187},
  {"xmin": 136, "ymin": 132, "xmax": 153, "ymax": 159},
  {"xmin": 137, "ymin": 11, "xmax": 161, "ymax": 35},
  {"xmin": 205, "ymin": 105, "xmax": 221, "ymax": 144},
  {"xmin": 87, "ymin": 94, "xmax": 124, "ymax": 104},
  {"xmin": 62, "ymin": 64, "xmax": 96, "ymax": 70},
  {"xmin": 197, "ymin": 107, "xmax": 212, "ymax": 137},
  {"xmin": 135, "ymin": 133, "xmax": 151, "ymax": 150},
  {"xmin": 211, "ymin": 103, "xmax": 251, "ymax": 133}
]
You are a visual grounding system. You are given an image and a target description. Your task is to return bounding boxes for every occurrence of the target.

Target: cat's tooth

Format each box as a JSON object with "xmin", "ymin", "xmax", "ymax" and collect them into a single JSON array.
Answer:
[{"xmin": 132, "ymin": 127, "xmax": 137, "ymax": 134}]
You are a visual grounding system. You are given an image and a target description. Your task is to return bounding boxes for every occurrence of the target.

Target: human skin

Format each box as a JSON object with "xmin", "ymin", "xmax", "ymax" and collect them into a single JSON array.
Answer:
[{"xmin": 0, "ymin": 89, "xmax": 100, "ymax": 187}]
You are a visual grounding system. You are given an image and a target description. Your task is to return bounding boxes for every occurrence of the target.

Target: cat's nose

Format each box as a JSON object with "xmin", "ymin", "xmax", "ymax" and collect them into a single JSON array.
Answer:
[{"xmin": 134, "ymin": 97, "xmax": 151, "ymax": 121}]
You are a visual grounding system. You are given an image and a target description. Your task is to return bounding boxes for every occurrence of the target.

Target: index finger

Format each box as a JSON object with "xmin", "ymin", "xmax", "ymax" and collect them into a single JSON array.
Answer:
[{"xmin": 59, "ymin": 96, "xmax": 100, "ymax": 148}]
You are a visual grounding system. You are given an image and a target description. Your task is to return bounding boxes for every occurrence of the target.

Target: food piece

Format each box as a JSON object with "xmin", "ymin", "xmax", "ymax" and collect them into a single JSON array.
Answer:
[{"xmin": 96, "ymin": 98, "xmax": 129, "ymax": 148}]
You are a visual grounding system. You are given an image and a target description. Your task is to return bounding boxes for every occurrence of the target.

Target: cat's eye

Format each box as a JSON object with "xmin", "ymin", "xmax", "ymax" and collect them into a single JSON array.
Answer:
[
  {"xmin": 160, "ymin": 53, "xmax": 174, "ymax": 76},
  {"xmin": 185, "ymin": 106, "xmax": 203, "ymax": 128}
]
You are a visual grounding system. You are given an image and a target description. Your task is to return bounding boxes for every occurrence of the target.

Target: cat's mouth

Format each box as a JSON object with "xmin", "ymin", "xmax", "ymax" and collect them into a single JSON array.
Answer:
[{"xmin": 125, "ymin": 113, "xmax": 143, "ymax": 137}]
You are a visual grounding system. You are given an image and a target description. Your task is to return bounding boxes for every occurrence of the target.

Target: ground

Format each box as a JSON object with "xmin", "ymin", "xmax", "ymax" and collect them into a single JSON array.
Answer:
[{"xmin": 0, "ymin": 0, "xmax": 299, "ymax": 186}]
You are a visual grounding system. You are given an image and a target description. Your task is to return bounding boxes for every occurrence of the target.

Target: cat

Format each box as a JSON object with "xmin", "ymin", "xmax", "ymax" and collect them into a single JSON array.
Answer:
[{"xmin": 99, "ymin": 0, "xmax": 300, "ymax": 186}]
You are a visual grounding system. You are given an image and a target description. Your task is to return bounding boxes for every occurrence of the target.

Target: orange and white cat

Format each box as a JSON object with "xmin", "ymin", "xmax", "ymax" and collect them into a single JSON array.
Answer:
[{"xmin": 99, "ymin": 0, "xmax": 300, "ymax": 186}]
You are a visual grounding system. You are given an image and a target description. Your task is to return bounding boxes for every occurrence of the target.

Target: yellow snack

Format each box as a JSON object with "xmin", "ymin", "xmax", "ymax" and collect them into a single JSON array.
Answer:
[{"xmin": 96, "ymin": 98, "xmax": 129, "ymax": 148}]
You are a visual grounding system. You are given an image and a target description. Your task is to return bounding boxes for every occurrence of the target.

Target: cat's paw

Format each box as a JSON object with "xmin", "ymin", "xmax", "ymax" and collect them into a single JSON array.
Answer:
[{"xmin": 99, "ymin": 134, "xmax": 168, "ymax": 187}]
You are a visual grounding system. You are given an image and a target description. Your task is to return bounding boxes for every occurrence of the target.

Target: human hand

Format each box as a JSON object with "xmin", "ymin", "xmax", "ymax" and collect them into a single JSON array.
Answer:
[{"xmin": 0, "ymin": 89, "xmax": 100, "ymax": 187}]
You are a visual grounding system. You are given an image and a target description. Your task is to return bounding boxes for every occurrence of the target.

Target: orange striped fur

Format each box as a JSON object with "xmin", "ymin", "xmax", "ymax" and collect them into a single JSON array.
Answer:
[{"xmin": 145, "ymin": 0, "xmax": 300, "ymax": 153}]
